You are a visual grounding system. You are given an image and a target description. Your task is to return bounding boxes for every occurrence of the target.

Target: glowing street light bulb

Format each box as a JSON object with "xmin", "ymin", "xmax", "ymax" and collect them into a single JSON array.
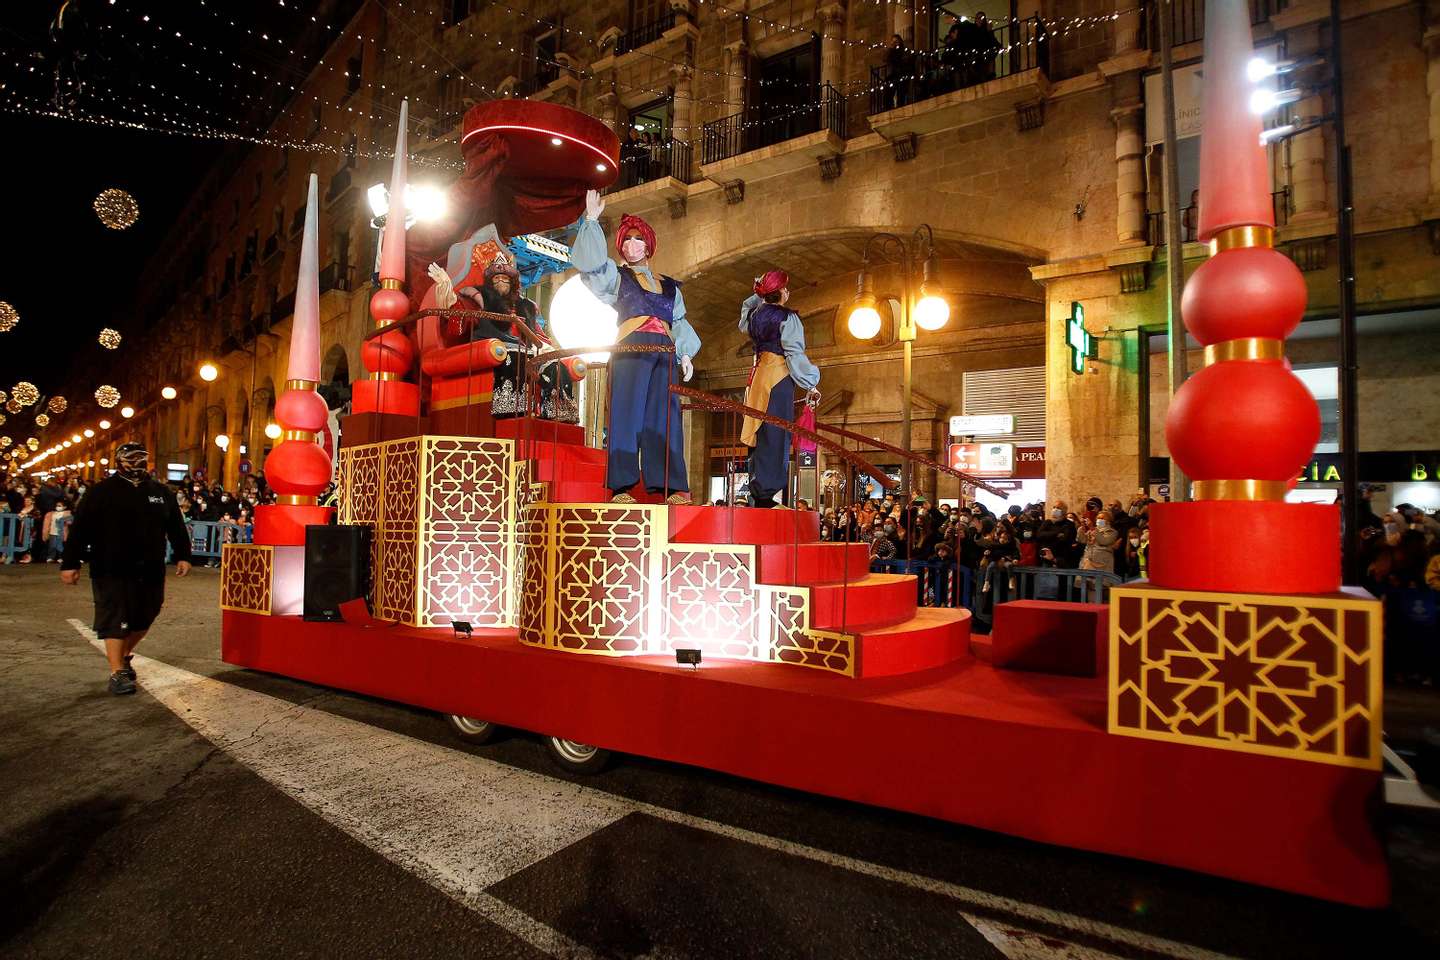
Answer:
[
  {"xmin": 199, "ymin": 362, "xmax": 219, "ymax": 382},
  {"xmin": 264, "ymin": 422, "xmax": 282, "ymax": 440},
  {"xmin": 914, "ymin": 294, "xmax": 950, "ymax": 331},
  {"xmin": 120, "ymin": 406, "xmax": 135, "ymax": 418},
  {"xmin": 214, "ymin": 434, "xmax": 230, "ymax": 450},
  {"xmin": 162, "ymin": 385, "xmax": 178, "ymax": 400},
  {"xmin": 847, "ymin": 305, "xmax": 882, "ymax": 341},
  {"xmin": 71, "ymin": 434, "xmax": 82, "ymax": 443},
  {"xmin": 98, "ymin": 419, "xmax": 111, "ymax": 429}
]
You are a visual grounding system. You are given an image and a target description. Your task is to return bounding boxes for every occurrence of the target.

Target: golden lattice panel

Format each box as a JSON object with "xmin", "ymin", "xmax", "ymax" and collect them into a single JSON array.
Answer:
[
  {"xmin": 337, "ymin": 435, "xmax": 516, "ymax": 628},
  {"xmin": 220, "ymin": 544, "xmax": 273, "ymax": 615},
  {"xmin": 1109, "ymin": 584, "xmax": 1383, "ymax": 769}
]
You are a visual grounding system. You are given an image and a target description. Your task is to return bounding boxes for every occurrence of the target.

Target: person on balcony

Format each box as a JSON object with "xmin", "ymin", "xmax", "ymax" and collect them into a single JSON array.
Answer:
[
  {"xmin": 572, "ymin": 190, "xmax": 699, "ymax": 504},
  {"xmin": 883, "ymin": 34, "xmax": 914, "ymax": 110},
  {"xmin": 738, "ymin": 270, "xmax": 820, "ymax": 509}
]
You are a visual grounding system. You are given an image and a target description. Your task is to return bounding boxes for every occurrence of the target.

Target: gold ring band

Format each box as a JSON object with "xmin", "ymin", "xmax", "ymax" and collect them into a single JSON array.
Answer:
[
  {"xmin": 373, "ymin": 372, "xmax": 399, "ymax": 382},
  {"xmin": 379, "ymin": 278, "xmax": 404, "ymax": 290},
  {"xmin": 1203, "ymin": 337, "xmax": 1285, "ymax": 365},
  {"xmin": 276, "ymin": 494, "xmax": 317, "ymax": 506},
  {"xmin": 1192, "ymin": 479, "xmax": 1290, "ymax": 501},
  {"xmin": 280, "ymin": 429, "xmax": 317, "ymax": 443},
  {"xmin": 284, "ymin": 378, "xmax": 317, "ymax": 392},
  {"xmin": 1208, "ymin": 225, "xmax": 1275, "ymax": 254}
]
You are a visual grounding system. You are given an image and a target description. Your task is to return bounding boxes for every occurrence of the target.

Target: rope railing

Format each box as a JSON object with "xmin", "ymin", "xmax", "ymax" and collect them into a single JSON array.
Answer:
[{"xmin": 809, "ymin": 421, "xmax": 1010, "ymax": 499}]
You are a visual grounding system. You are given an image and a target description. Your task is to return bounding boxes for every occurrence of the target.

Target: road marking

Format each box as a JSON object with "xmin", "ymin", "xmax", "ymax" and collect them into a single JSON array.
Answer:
[{"xmin": 74, "ymin": 620, "xmax": 1244, "ymax": 960}]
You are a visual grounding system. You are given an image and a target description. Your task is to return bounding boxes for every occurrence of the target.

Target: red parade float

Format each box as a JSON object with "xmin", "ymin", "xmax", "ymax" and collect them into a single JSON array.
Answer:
[{"xmin": 220, "ymin": 1, "xmax": 1387, "ymax": 908}]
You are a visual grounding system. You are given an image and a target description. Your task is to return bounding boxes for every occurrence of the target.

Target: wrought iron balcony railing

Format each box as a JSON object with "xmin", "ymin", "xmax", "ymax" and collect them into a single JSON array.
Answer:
[{"xmin": 703, "ymin": 83, "xmax": 848, "ymax": 166}]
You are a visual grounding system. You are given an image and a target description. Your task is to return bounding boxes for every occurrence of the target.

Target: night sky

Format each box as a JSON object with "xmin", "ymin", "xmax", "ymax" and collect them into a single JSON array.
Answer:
[{"xmin": 0, "ymin": 0, "xmax": 334, "ymax": 406}]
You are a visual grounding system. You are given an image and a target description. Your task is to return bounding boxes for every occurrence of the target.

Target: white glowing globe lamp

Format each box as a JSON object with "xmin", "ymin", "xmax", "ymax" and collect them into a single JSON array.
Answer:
[
  {"xmin": 161, "ymin": 385, "xmax": 178, "ymax": 400},
  {"xmin": 264, "ymin": 422, "xmax": 282, "ymax": 440},
  {"xmin": 915, "ymin": 294, "xmax": 950, "ymax": 331},
  {"xmin": 199, "ymin": 363, "xmax": 219, "ymax": 382},
  {"xmin": 215, "ymin": 434, "xmax": 230, "ymax": 450},
  {"xmin": 549, "ymin": 274, "xmax": 618, "ymax": 364},
  {"xmin": 848, "ymin": 305, "xmax": 882, "ymax": 341}
]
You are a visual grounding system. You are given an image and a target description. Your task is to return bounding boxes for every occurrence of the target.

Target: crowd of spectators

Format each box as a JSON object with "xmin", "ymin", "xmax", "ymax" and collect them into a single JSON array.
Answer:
[{"xmin": 1357, "ymin": 489, "xmax": 1440, "ymax": 683}]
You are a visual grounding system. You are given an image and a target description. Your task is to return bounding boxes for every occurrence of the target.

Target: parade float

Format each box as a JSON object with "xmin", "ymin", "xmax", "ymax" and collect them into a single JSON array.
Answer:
[{"xmin": 219, "ymin": 0, "xmax": 1386, "ymax": 907}]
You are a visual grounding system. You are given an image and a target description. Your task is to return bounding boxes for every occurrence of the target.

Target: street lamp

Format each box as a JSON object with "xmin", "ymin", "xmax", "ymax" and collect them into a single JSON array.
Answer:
[
  {"xmin": 161, "ymin": 385, "xmax": 178, "ymax": 400},
  {"xmin": 264, "ymin": 422, "xmax": 282, "ymax": 440},
  {"xmin": 199, "ymin": 362, "xmax": 219, "ymax": 382},
  {"xmin": 98, "ymin": 419, "xmax": 111, "ymax": 429},
  {"xmin": 214, "ymin": 434, "xmax": 230, "ymax": 450},
  {"xmin": 120, "ymin": 406, "xmax": 135, "ymax": 418},
  {"xmin": 846, "ymin": 225, "xmax": 951, "ymax": 500}
]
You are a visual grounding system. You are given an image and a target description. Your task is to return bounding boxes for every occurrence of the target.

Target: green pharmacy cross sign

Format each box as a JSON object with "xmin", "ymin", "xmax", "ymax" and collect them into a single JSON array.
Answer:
[{"xmin": 1066, "ymin": 301, "xmax": 1091, "ymax": 374}]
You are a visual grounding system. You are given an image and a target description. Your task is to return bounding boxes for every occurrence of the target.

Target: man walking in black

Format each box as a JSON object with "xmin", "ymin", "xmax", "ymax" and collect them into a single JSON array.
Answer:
[{"xmin": 60, "ymin": 443, "xmax": 192, "ymax": 695}]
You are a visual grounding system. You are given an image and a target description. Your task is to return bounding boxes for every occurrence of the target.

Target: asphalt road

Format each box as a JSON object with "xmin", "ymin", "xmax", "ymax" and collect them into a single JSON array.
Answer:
[{"xmin": 2, "ymin": 562, "xmax": 1438, "ymax": 960}]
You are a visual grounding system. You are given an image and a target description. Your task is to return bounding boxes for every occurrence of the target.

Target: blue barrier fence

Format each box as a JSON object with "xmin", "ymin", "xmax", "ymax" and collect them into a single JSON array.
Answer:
[
  {"xmin": 1, "ymin": 513, "xmax": 249, "ymax": 564},
  {"xmin": 867, "ymin": 557, "xmax": 1124, "ymax": 619},
  {"xmin": 870, "ymin": 558, "xmax": 974, "ymax": 611}
]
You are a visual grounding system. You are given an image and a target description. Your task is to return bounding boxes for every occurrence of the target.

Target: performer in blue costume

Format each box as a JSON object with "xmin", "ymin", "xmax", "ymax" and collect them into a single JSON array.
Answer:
[
  {"xmin": 739, "ymin": 270, "xmax": 820, "ymax": 508},
  {"xmin": 571, "ymin": 189, "xmax": 701, "ymax": 504}
]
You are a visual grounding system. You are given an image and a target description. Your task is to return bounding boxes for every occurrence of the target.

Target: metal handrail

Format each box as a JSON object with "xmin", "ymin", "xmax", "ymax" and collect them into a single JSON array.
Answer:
[
  {"xmin": 615, "ymin": 10, "xmax": 677, "ymax": 55},
  {"xmin": 869, "ymin": 14, "xmax": 1048, "ymax": 116}
]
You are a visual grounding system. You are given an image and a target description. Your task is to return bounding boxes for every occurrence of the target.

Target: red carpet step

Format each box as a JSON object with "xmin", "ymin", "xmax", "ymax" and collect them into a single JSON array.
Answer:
[
  {"xmin": 755, "ymin": 542, "xmax": 871, "ymax": 586},
  {"xmin": 669, "ymin": 506, "xmax": 821, "ymax": 545},
  {"xmin": 853, "ymin": 607, "xmax": 972, "ymax": 677},
  {"xmin": 811, "ymin": 574, "xmax": 916, "ymax": 631}
]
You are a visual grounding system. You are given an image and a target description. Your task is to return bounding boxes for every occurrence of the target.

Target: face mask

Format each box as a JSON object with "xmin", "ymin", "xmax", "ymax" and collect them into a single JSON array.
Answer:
[
  {"xmin": 1096, "ymin": 519, "xmax": 1108, "ymax": 529},
  {"xmin": 883, "ymin": 524, "xmax": 896, "ymax": 535},
  {"xmin": 621, "ymin": 237, "xmax": 648, "ymax": 262},
  {"xmin": 1051, "ymin": 509, "xmax": 1063, "ymax": 520}
]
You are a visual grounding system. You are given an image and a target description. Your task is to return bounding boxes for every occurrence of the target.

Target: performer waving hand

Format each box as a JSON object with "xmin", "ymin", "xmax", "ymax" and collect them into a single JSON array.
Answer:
[
  {"xmin": 740, "ymin": 270, "xmax": 820, "ymax": 509},
  {"xmin": 571, "ymin": 189, "xmax": 700, "ymax": 503}
]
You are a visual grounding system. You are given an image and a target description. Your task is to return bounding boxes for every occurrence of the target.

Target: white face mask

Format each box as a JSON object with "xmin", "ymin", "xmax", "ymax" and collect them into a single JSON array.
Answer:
[
  {"xmin": 1051, "ymin": 509, "xmax": 1063, "ymax": 520},
  {"xmin": 621, "ymin": 237, "xmax": 648, "ymax": 263}
]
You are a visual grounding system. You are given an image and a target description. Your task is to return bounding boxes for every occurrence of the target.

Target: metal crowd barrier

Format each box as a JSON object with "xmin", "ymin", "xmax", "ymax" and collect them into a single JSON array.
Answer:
[
  {"xmin": 869, "ymin": 558, "xmax": 974, "ymax": 611},
  {"xmin": 0, "ymin": 513, "xmax": 35, "ymax": 562},
  {"xmin": 992, "ymin": 565, "xmax": 1124, "ymax": 605},
  {"xmin": 167, "ymin": 520, "xmax": 251, "ymax": 562}
]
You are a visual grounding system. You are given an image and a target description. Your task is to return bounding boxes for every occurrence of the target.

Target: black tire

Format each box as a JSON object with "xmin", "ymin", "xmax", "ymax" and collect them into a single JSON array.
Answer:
[
  {"xmin": 544, "ymin": 735, "xmax": 611, "ymax": 774},
  {"xmin": 444, "ymin": 713, "xmax": 499, "ymax": 744}
]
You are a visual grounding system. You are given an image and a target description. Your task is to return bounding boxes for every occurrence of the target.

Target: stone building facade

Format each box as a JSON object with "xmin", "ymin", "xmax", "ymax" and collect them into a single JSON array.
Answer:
[{"xmin": 58, "ymin": 0, "xmax": 1440, "ymax": 511}]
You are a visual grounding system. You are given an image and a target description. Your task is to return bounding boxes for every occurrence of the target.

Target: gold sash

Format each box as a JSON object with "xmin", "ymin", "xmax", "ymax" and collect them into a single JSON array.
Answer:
[{"xmin": 741, "ymin": 352, "xmax": 789, "ymax": 447}]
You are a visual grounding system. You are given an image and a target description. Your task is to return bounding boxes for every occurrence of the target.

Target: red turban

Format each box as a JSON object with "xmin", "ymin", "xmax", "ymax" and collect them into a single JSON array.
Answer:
[
  {"xmin": 754, "ymin": 270, "xmax": 788, "ymax": 296},
  {"xmin": 615, "ymin": 213, "xmax": 657, "ymax": 259}
]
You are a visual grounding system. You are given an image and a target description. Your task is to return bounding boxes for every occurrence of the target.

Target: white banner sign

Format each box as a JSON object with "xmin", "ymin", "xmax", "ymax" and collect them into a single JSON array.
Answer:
[{"xmin": 949, "ymin": 414, "xmax": 1015, "ymax": 436}]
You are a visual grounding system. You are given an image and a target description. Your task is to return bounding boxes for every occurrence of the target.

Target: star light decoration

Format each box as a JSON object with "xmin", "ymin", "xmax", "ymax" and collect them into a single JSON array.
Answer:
[
  {"xmin": 0, "ymin": 301, "xmax": 16, "ymax": 333},
  {"xmin": 94, "ymin": 189, "xmax": 140, "ymax": 230},
  {"xmin": 95, "ymin": 385, "xmax": 121, "ymax": 408},
  {"xmin": 12, "ymin": 382, "xmax": 39, "ymax": 407},
  {"xmin": 47, "ymin": 396, "xmax": 67, "ymax": 414},
  {"xmin": 97, "ymin": 328, "xmax": 122, "ymax": 350},
  {"xmin": 34, "ymin": 413, "xmax": 50, "ymax": 427}
]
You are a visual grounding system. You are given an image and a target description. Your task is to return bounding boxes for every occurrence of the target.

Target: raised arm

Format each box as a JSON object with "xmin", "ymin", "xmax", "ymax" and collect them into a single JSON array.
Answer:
[
  {"xmin": 570, "ymin": 192, "xmax": 620, "ymax": 305},
  {"xmin": 738, "ymin": 292, "xmax": 763, "ymax": 332}
]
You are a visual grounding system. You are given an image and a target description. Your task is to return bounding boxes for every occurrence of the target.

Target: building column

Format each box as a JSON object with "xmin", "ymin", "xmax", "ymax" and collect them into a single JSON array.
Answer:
[
  {"xmin": 595, "ymin": 88, "xmax": 618, "ymax": 137},
  {"xmin": 819, "ymin": 4, "xmax": 846, "ymax": 90},
  {"xmin": 670, "ymin": 64, "xmax": 694, "ymax": 170},
  {"xmin": 205, "ymin": 404, "xmax": 225, "ymax": 483},
  {"xmin": 1424, "ymin": 16, "xmax": 1440, "ymax": 204},
  {"xmin": 1287, "ymin": 24, "xmax": 1329, "ymax": 222},
  {"xmin": 223, "ymin": 399, "xmax": 244, "ymax": 491},
  {"xmin": 724, "ymin": 42, "xmax": 748, "ymax": 116},
  {"xmin": 1113, "ymin": 100, "xmax": 1148, "ymax": 245},
  {"xmin": 1113, "ymin": 0, "xmax": 1141, "ymax": 55}
]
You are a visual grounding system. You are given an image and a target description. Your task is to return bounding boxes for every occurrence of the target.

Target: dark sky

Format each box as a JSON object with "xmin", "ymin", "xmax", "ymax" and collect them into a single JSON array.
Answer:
[{"xmin": 0, "ymin": 0, "xmax": 336, "ymax": 408}]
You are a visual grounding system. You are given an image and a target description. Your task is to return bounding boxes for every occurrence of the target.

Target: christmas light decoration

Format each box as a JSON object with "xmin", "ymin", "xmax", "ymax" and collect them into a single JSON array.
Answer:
[
  {"xmin": 95, "ymin": 385, "xmax": 121, "ymax": 408},
  {"xmin": 0, "ymin": 437, "xmax": 10, "ymax": 449},
  {"xmin": 94, "ymin": 188, "xmax": 140, "ymax": 230},
  {"xmin": 0, "ymin": 413, "xmax": 5, "ymax": 426},
  {"xmin": 3, "ymin": 401, "xmax": 18, "ymax": 415},
  {"xmin": 0, "ymin": 389, "xmax": 7, "ymax": 404},
  {"xmin": 0, "ymin": 302, "xmax": 16, "ymax": 333},
  {"xmin": 26, "ymin": 438, "xmax": 38, "ymax": 451},
  {"xmin": 34, "ymin": 413, "xmax": 50, "ymax": 427},
  {"xmin": 12, "ymin": 382, "xmax": 39, "ymax": 406},
  {"xmin": 98, "ymin": 328, "xmax": 122, "ymax": 349},
  {"xmin": 47, "ymin": 396, "xmax": 67, "ymax": 414}
]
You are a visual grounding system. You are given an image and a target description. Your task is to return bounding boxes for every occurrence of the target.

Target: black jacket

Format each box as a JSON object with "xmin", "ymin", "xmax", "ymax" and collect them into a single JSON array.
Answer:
[{"xmin": 61, "ymin": 475, "xmax": 192, "ymax": 580}]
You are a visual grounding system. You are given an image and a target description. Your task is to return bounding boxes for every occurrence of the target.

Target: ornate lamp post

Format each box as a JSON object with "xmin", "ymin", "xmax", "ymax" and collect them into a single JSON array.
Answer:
[{"xmin": 846, "ymin": 226, "xmax": 950, "ymax": 499}]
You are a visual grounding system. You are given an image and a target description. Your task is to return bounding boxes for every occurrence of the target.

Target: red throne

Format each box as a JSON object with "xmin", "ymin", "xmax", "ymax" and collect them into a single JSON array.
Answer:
[{"xmin": 992, "ymin": 601, "xmax": 1109, "ymax": 678}]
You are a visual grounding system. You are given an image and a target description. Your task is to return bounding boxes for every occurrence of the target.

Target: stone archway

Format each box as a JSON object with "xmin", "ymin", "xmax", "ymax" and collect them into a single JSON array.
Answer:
[{"xmin": 320, "ymin": 343, "xmax": 352, "ymax": 414}]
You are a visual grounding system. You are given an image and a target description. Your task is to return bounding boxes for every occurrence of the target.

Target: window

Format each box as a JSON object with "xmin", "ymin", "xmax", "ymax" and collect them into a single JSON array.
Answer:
[
  {"xmin": 449, "ymin": 0, "xmax": 475, "ymax": 24},
  {"xmin": 749, "ymin": 41, "xmax": 820, "ymax": 151},
  {"xmin": 629, "ymin": 0, "xmax": 666, "ymax": 30},
  {"xmin": 346, "ymin": 46, "xmax": 363, "ymax": 96}
]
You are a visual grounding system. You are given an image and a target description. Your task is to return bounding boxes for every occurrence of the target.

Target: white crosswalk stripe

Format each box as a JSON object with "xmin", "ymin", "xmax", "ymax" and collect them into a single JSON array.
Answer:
[{"xmin": 72, "ymin": 618, "xmax": 1244, "ymax": 960}]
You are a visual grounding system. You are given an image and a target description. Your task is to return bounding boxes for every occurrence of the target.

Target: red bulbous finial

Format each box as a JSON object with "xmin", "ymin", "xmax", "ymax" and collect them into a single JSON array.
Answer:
[
  {"xmin": 1181, "ymin": 248, "xmax": 1307, "ymax": 345},
  {"xmin": 1166, "ymin": 362, "xmax": 1320, "ymax": 481},
  {"xmin": 264, "ymin": 441, "xmax": 333, "ymax": 497},
  {"xmin": 370, "ymin": 287, "xmax": 411, "ymax": 325},
  {"xmin": 275, "ymin": 389, "xmax": 329, "ymax": 433}
]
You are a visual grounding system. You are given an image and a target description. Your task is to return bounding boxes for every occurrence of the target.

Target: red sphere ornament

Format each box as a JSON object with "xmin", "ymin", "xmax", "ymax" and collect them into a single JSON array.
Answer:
[
  {"xmin": 1181, "ymin": 247, "xmax": 1307, "ymax": 345},
  {"xmin": 1167, "ymin": 361, "xmax": 1320, "ymax": 481},
  {"xmin": 361, "ymin": 327, "xmax": 417, "ymax": 376},
  {"xmin": 370, "ymin": 287, "xmax": 411, "ymax": 325},
  {"xmin": 274, "ymin": 389, "xmax": 329, "ymax": 433},
  {"xmin": 263, "ymin": 440, "xmax": 332, "ymax": 497}
]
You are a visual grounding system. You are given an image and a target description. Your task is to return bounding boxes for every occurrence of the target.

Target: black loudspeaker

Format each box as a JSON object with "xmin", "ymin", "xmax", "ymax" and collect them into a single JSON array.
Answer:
[{"xmin": 304, "ymin": 524, "xmax": 371, "ymax": 622}]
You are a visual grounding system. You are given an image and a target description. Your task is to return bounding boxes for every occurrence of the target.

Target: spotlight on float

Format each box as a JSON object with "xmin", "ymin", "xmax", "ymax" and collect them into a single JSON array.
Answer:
[
  {"xmin": 63, "ymin": 440, "xmax": 72, "ymax": 448},
  {"xmin": 1246, "ymin": 56, "xmax": 1278, "ymax": 83},
  {"xmin": 846, "ymin": 269, "xmax": 882, "ymax": 341},
  {"xmin": 214, "ymin": 434, "xmax": 230, "ymax": 451},
  {"xmin": 161, "ymin": 385, "xmax": 178, "ymax": 400},
  {"xmin": 264, "ymin": 422, "xmax": 282, "ymax": 440},
  {"xmin": 368, "ymin": 183, "xmax": 447, "ymax": 226},
  {"xmin": 675, "ymin": 648, "xmax": 702, "ymax": 670},
  {"xmin": 914, "ymin": 252, "xmax": 950, "ymax": 332},
  {"xmin": 550, "ymin": 274, "xmax": 618, "ymax": 363},
  {"xmin": 120, "ymin": 406, "xmax": 135, "ymax": 418},
  {"xmin": 199, "ymin": 362, "xmax": 219, "ymax": 382}
]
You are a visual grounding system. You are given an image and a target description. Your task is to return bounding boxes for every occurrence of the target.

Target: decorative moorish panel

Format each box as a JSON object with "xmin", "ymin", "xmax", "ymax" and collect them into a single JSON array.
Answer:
[
  {"xmin": 1109, "ymin": 584, "xmax": 1383, "ymax": 769},
  {"xmin": 220, "ymin": 543, "xmax": 273, "ymax": 615},
  {"xmin": 552, "ymin": 506, "xmax": 659, "ymax": 653},
  {"xmin": 416, "ymin": 437, "xmax": 514, "ymax": 627},
  {"xmin": 766, "ymin": 588, "xmax": 854, "ymax": 676},
  {"xmin": 663, "ymin": 547, "xmax": 761, "ymax": 659},
  {"xmin": 376, "ymin": 439, "xmax": 421, "ymax": 624}
]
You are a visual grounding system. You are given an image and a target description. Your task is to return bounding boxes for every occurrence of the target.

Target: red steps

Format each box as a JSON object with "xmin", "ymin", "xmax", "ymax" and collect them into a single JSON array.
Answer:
[
  {"xmin": 669, "ymin": 506, "xmax": 820, "ymax": 544},
  {"xmin": 810, "ymin": 574, "xmax": 916, "ymax": 631},
  {"xmin": 756, "ymin": 542, "xmax": 870, "ymax": 586},
  {"xmin": 852, "ymin": 608, "xmax": 972, "ymax": 678}
]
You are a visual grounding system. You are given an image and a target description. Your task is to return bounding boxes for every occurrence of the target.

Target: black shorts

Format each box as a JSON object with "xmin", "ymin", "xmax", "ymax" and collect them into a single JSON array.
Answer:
[{"xmin": 91, "ymin": 576, "xmax": 166, "ymax": 639}]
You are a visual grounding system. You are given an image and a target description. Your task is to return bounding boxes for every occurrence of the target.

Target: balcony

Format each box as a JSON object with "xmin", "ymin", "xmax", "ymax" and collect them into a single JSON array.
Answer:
[
  {"xmin": 615, "ymin": 138, "xmax": 694, "ymax": 190},
  {"xmin": 1146, "ymin": 188, "xmax": 1290, "ymax": 246},
  {"xmin": 868, "ymin": 16, "xmax": 1048, "ymax": 138},
  {"xmin": 615, "ymin": 11, "xmax": 676, "ymax": 56},
  {"xmin": 1140, "ymin": 0, "xmax": 1286, "ymax": 49},
  {"xmin": 326, "ymin": 168, "xmax": 355, "ymax": 207},
  {"xmin": 319, "ymin": 262, "xmax": 357, "ymax": 294},
  {"xmin": 701, "ymin": 84, "xmax": 847, "ymax": 179}
]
